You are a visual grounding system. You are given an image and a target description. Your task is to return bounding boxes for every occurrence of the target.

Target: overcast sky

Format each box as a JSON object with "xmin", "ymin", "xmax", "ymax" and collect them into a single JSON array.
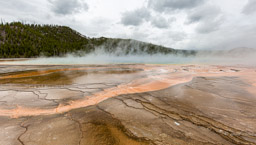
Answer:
[{"xmin": 0, "ymin": 0, "xmax": 256, "ymax": 50}]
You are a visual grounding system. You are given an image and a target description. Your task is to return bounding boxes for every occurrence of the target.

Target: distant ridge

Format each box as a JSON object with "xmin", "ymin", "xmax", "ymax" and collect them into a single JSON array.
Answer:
[
  {"xmin": 228, "ymin": 47, "xmax": 256, "ymax": 56},
  {"xmin": 0, "ymin": 22, "xmax": 195, "ymax": 58},
  {"xmin": 195, "ymin": 47, "xmax": 256, "ymax": 57}
]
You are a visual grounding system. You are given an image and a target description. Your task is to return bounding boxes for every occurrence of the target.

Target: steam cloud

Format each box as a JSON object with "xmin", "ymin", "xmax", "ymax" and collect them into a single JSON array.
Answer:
[
  {"xmin": 1, "ymin": 49, "xmax": 255, "ymax": 67},
  {"xmin": 1, "ymin": 40, "xmax": 256, "ymax": 66}
]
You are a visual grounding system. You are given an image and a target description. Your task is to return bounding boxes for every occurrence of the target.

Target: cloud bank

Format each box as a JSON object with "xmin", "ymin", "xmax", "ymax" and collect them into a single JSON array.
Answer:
[
  {"xmin": 49, "ymin": 0, "xmax": 88, "ymax": 15},
  {"xmin": 0, "ymin": 0, "xmax": 255, "ymax": 50}
]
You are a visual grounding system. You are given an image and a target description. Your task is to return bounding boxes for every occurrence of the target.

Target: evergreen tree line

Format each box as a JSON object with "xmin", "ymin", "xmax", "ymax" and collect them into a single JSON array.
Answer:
[
  {"xmin": 0, "ymin": 22, "xmax": 94, "ymax": 58},
  {"xmin": 0, "ymin": 22, "xmax": 196, "ymax": 58}
]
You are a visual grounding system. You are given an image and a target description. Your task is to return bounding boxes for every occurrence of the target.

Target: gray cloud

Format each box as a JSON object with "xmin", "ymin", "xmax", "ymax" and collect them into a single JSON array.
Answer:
[
  {"xmin": 0, "ymin": 0, "xmax": 35, "ymax": 12},
  {"xmin": 121, "ymin": 0, "xmax": 205, "ymax": 28},
  {"xmin": 148, "ymin": 0, "xmax": 205, "ymax": 12},
  {"xmin": 121, "ymin": 8, "xmax": 151, "ymax": 26},
  {"xmin": 196, "ymin": 20, "xmax": 222, "ymax": 34},
  {"xmin": 49, "ymin": 0, "xmax": 88, "ymax": 15},
  {"xmin": 242, "ymin": 0, "xmax": 256, "ymax": 15},
  {"xmin": 168, "ymin": 31, "xmax": 187, "ymax": 41},
  {"xmin": 150, "ymin": 16, "xmax": 170, "ymax": 28},
  {"xmin": 186, "ymin": 24, "xmax": 256, "ymax": 50},
  {"xmin": 186, "ymin": 5, "xmax": 224, "ymax": 33},
  {"xmin": 187, "ymin": 5, "xmax": 221, "ymax": 24}
]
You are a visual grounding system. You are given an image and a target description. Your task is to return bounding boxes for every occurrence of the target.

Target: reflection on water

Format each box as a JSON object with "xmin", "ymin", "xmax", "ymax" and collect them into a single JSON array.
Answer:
[
  {"xmin": 0, "ymin": 55, "xmax": 193, "ymax": 65},
  {"xmin": 0, "ymin": 67, "xmax": 142, "ymax": 85}
]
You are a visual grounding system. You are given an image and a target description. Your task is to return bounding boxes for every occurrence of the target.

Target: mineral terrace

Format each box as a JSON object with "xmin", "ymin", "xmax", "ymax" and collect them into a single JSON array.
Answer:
[{"xmin": 0, "ymin": 64, "xmax": 256, "ymax": 145}]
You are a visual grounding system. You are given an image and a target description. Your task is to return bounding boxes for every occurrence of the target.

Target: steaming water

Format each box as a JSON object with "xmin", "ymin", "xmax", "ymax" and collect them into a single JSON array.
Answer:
[
  {"xmin": 0, "ymin": 54, "xmax": 255, "ymax": 66},
  {"xmin": 0, "ymin": 54, "xmax": 192, "ymax": 65}
]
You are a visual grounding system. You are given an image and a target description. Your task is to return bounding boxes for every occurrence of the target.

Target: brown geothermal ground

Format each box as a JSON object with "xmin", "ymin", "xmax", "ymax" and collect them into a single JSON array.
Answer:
[{"xmin": 0, "ymin": 63, "xmax": 256, "ymax": 145}]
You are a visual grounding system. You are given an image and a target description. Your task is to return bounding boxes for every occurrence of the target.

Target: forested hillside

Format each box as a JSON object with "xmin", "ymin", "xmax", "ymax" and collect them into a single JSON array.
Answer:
[
  {"xmin": 0, "ymin": 22, "xmax": 196, "ymax": 58},
  {"xmin": 0, "ymin": 22, "xmax": 94, "ymax": 57}
]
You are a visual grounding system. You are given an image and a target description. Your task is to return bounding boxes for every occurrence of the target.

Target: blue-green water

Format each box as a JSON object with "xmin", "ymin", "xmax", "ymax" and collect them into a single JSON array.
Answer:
[{"xmin": 0, "ymin": 54, "xmax": 253, "ymax": 66}]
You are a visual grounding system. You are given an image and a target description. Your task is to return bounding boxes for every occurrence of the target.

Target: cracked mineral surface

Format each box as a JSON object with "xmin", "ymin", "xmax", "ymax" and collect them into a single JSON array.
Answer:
[{"xmin": 0, "ymin": 63, "xmax": 256, "ymax": 145}]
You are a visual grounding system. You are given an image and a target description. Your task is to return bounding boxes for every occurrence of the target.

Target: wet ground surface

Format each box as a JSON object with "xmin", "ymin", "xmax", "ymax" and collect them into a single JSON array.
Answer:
[{"xmin": 0, "ymin": 64, "xmax": 256, "ymax": 145}]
